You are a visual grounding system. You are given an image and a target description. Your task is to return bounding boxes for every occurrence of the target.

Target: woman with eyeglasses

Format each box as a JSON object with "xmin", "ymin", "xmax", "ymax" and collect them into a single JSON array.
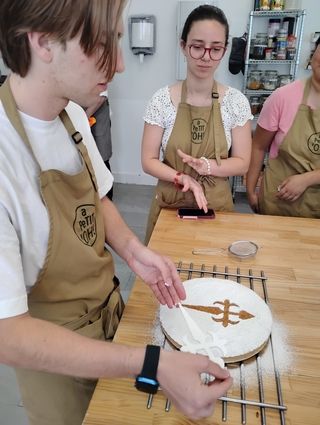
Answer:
[{"xmin": 142, "ymin": 5, "xmax": 252, "ymax": 242}]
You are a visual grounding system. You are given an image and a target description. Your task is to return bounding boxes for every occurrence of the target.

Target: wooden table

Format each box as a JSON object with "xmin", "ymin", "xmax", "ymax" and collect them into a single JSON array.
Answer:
[{"xmin": 83, "ymin": 210, "xmax": 320, "ymax": 425}]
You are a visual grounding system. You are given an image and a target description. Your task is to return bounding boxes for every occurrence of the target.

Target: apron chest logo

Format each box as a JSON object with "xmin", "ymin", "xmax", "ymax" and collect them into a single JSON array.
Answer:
[
  {"xmin": 307, "ymin": 133, "xmax": 320, "ymax": 155},
  {"xmin": 191, "ymin": 118, "xmax": 207, "ymax": 144},
  {"xmin": 73, "ymin": 204, "xmax": 97, "ymax": 246}
]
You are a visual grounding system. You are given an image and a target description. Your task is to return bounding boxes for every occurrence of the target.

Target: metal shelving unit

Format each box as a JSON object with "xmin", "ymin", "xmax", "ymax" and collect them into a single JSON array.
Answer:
[
  {"xmin": 233, "ymin": 9, "xmax": 306, "ymax": 198},
  {"xmin": 243, "ymin": 9, "xmax": 306, "ymax": 92}
]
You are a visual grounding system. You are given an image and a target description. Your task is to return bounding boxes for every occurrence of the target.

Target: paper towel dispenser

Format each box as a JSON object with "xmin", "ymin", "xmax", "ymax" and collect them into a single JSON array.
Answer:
[{"xmin": 129, "ymin": 15, "xmax": 156, "ymax": 63}]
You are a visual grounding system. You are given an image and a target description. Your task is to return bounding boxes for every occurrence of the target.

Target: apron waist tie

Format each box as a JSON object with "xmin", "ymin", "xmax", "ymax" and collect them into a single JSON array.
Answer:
[{"xmin": 64, "ymin": 277, "xmax": 120, "ymax": 331}]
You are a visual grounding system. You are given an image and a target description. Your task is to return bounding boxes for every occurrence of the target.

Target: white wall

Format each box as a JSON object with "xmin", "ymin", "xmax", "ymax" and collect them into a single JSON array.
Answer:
[
  {"xmin": 0, "ymin": 1, "xmax": 318, "ymax": 185},
  {"xmin": 108, "ymin": 0, "xmax": 319, "ymax": 185}
]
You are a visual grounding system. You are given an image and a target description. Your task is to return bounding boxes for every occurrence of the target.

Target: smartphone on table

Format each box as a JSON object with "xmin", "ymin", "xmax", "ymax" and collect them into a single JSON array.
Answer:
[{"xmin": 177, "ymin": 208, "xmax": 215, "ymax": 219}]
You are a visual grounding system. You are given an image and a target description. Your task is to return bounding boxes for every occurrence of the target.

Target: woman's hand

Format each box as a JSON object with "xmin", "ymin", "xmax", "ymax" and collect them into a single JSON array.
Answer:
[
  {"xmin": 277, "ymin": 174, "xmax": 309, "ymax": 202},
  {"xmin": 177, "ymin": 149, "xmax": 209, "ymax": 175},
  {"xmin": 126, "ymin": 241, "xmax": 186, "ymax": 308},
  {"xmin": 177, "ymin": 173, "xmax": 208, "ymax": 212}
]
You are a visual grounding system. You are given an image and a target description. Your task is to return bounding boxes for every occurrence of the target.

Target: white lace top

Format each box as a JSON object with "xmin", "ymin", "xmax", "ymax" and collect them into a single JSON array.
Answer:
[{"xmin": 143, "ymin": 85, "xmax": 252, "ymax": 154}]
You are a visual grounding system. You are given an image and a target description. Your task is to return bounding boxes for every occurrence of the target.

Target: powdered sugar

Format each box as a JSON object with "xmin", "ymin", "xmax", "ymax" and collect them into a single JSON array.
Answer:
[
  {"xmin": 159, "ymin": 278, "xmax": 273, "ymax": 362},
  {"xmin": 228, "ymin": 318, "xmax": 294, "ymax": 386}
]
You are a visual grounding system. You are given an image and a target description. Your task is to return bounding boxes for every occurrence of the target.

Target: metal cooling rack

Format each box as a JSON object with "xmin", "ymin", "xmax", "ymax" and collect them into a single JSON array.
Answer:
[{"xmin": 146, "ymin": 262, "xmax": 287, "ymax": 425}]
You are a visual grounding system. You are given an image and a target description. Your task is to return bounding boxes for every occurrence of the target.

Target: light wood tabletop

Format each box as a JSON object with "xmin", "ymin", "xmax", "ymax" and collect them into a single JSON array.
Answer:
[{"xmin": 83, "ymin": 210, "xmax": 320, "ymax": 425}]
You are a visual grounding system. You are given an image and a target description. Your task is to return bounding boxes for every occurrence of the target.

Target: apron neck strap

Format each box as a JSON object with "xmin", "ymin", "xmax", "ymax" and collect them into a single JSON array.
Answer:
[
  {"xmin": 302, "ymin": 78, "xmax": 312, "ymax": 104},
  {"xmin": 0, "ymin": 78, "xmax": 33, "ymax": 152},
  {"xmin": 0, "ymin": 78, "xmax": 86, "ymax": 165},
  {"xmin": 59, "ymin": 109, "xmax": 83, "ymax": 145}
]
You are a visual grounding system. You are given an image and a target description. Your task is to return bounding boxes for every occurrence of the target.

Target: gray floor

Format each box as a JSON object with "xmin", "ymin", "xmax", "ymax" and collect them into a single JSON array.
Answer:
[{"xmin": 0, "ymin": 183, "xmax": 251, "ymax": 425}]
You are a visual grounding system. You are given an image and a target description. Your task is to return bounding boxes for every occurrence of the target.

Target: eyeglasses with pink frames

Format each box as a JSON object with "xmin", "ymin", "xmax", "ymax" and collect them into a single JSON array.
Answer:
[{"xmin": 188, "ymin": 44, "xmax": 226, "ymax": 61}]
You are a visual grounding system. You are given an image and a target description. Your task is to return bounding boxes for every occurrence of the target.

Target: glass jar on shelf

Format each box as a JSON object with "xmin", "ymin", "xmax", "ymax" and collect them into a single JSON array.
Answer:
[
  {"xmin": 253, "ymin": 33, "xmax": 268, "ymax": 60},
  {"xmin": 259, "ymin": 94, "xmax": 270, "ymax": 113},
  {"xmin": 270, "ymin": 0, "xmax": 285, "ymax": 10},
  {"xmin": 259, "ymin": 0, "xmax": 271, "ymax": 10},
  {"xmin": 265, "ymin": 48, "xmax": 273, "ymax": 60},
  {"xmin": 262, "ymin": 70, "xmax": 278, "ymax": 91},
  {"xmin": 247, "ymin": 70, "xmax": 263, "ymax": 90},
  {"xmin": 276, "ymin": 50, "xmax": 286, "ymax": 60},
  {"xmin": 249, "ymin": 96, "xmax": 261, "ymax": 115},
  {"xmin": 255, "ymin": 33, "xmax": 268, "ymax": 45},
  {"xmin": 278, "ymin": 74, "xmax": 293, "ymax": 87},
  {"xmin": 286, "ymin": 47, "xmax": 296, "ymax": 60}
]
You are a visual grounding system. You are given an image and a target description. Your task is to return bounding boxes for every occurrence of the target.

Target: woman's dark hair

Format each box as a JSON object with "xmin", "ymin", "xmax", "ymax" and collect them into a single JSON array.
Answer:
[
  {"xmin": 316, "ymin": 36, "xmax": 320, "ymax": 48},
  {"xmin": 181, "ymin": 5, "xmax": 229, "ymax": 46}
]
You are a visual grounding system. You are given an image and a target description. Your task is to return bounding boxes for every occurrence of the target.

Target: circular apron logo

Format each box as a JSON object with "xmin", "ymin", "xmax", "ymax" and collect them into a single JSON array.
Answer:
[
  {"xmin": 73, "ymin": 204, "xmax": 97, "ymax": 246},
  {"xmin": 307, "ymin": 133, "xmax": 320, "ymax": 155},
  {"xmin": 191, "ymin": 118, "xmax": 207, "ymax": 144}
]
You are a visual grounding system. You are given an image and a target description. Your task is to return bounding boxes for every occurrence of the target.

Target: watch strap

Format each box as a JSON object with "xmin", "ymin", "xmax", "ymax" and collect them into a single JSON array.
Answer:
[{"xmin": 140, "ymin": 344, "xmax": 160, "ymax": 380}]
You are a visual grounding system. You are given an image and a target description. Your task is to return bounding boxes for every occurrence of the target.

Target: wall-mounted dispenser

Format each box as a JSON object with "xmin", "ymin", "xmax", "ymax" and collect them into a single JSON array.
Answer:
[{"xmin": 129, "ymin": 15, "xmax": 156, "ymax": 64}]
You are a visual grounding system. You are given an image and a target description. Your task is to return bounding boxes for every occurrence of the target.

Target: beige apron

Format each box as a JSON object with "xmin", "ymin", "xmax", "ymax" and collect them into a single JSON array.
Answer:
[
  {"xmin": 0, "ymin": 80, "xmax": 124, "ymax": 425},
  {"xmin": 145, "ymin": 80, "xmax": 233, "ymax": 242},
  {"xmin": 259, "ymin": 78, "xmax": 320, "ymax": 217}
]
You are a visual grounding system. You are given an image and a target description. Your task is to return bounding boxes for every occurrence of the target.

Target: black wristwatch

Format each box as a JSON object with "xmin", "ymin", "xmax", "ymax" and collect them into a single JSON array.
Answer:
[{"xmin": 135, "ymin": 345, "xmax": 160, "ymax": 394}]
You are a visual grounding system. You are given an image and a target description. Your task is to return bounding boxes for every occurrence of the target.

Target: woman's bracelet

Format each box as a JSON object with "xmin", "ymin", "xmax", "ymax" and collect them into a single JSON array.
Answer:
[{"xmin": 200, "ymin": 157, "xmax": 211, "ymax": 175}]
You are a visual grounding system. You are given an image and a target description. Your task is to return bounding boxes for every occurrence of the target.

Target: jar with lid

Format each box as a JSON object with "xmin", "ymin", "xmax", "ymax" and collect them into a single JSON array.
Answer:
[
  {"xmin": 286, "ymin": 47, "xmax": 296, "ymax": 60},
  {"xmin": 265, "ymin": 48, "xmax": 273, "ymax": 60},
  {"xmin": 249, "ymin": 96, "xmax": 261, "ymax": 115},
  {"xmin": 270, "ymin": 0, "xmax": 285, "ymax": 10},
  {"xmin": 259, "ymin": 94, "xmax": 270, "ymax": 113},
  {"xmin": 255, "ymin": 33, "xmax": 268, "ymax": 45},
  {"xmin": 276, "ymin": 50, "xmax": 286, "ymax": 60},
  {"xmin": 263, "ymin": 70, "xmax": 278, "ymax": 91},
  {"xmin": 247, "ymin": 70, "xmax": 263, "ymax": 90},
  {"xmin": 259, "ymin": 0, "xmax": 271, "ymax": 10},
  {"xmin": 253, "ymin": 44, "xmax": 267, "ymax": 60},
  {"xmin": 253, "ymin": 35, "xmax": 268, "ymax": 60},
  {"xmin": 277, "ymin": 28, "xmax": 288, "ymax": 43},
  {"xmin": 278, "ymin": 74, "xmax": 293, "ymax": 87}
]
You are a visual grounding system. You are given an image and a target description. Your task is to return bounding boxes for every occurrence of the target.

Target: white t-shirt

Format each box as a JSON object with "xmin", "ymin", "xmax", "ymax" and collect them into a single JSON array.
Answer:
[
  {"xmin": 143, "ymin": 85, "xmax": 252, "ymax": 154},
  {"xmin": 0, "ymin": 101, "xmax": 113, "ymax": 319}
]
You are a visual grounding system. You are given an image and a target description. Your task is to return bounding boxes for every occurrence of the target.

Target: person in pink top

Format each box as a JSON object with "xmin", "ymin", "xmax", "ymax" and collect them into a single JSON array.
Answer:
[{"xmin": 246, "ymin": 37, "xmax": 320, "ymax": 217}]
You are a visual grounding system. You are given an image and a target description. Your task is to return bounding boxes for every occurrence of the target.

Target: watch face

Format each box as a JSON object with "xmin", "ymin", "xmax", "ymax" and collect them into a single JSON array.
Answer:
[{"xmin": 135, "ymin": 376, "xmax": 159, "ymax": 394}]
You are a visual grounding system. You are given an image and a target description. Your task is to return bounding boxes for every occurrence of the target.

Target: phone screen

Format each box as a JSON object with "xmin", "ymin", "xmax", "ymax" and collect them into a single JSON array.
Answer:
[{"xmin": 177, "ymin": 208, "xmax": 215, "ymax": 219}]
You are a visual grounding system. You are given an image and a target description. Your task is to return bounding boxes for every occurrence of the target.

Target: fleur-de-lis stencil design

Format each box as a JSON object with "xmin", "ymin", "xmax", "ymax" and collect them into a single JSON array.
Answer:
[{"xmin": 182, "ymin": 299, "xmax": 255, "ymax": 327}]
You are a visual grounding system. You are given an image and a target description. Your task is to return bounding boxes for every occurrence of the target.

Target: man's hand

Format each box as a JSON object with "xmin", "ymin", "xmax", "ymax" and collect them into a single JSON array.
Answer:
[
  {"xmin": 126, "ymin": 241, "xmax": 186, "ymax": 308},
  {"xmin": 158, "ymin": 350, "xmax": 232, "ymax": 420}
]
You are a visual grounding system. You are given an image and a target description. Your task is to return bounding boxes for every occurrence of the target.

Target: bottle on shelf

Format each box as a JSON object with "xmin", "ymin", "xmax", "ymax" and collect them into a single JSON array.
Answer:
[{"xmin": 270, "ymin": 0, "xmax": 285, "ymax": 10}]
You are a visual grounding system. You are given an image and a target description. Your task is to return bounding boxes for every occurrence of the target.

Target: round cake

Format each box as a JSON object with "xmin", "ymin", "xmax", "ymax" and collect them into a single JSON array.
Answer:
[{"xmin": 160, "ymin": 278, "xmax": 273, "ymax": 363}]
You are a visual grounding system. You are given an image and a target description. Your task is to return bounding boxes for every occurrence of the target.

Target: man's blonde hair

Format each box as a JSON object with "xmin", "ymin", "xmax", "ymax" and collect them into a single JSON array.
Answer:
[{"xmin": 0, "ymin": 0, "xmax": 126, "ymax": 78}]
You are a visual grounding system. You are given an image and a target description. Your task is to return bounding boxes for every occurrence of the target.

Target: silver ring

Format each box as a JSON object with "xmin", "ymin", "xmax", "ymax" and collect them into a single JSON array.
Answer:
[{"xmin": 200, "ymin": 372, "xmax": 215, "ymax": 385}]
